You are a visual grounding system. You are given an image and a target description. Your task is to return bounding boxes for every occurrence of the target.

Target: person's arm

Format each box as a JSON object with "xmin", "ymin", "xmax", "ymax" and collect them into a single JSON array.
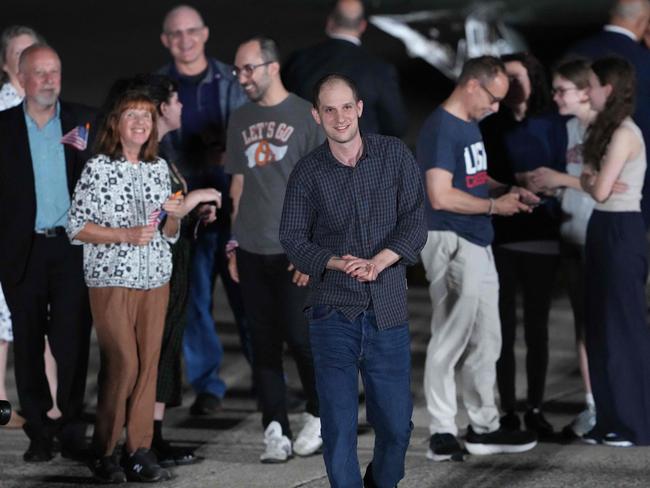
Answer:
[
  {"xmin": 279, "ymin": 168, "xmax": 336, "ymax": 281},
  {"xmin": 230, "ymin": 174, "xmax": 244, "ymax": 223},
  {"xmin": 74, "ymin": 222, "xmax": 156, "ymax": 246},
  {"xmin": 426, "ymin": 168, "xmax": 531, "ymax": 216},
  {"xmin": 581, "ymin": 126, "xmax": 638, "ymax": 203}
]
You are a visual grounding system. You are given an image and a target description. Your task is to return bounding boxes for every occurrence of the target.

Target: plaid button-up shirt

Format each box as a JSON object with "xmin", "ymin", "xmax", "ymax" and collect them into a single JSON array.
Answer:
[{"xmin": 280, "ymin": 134, "xmax": 426, "ymax": 329}]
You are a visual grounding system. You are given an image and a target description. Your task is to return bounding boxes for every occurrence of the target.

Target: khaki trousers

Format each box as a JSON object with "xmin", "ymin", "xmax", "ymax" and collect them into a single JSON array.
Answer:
[
  {"xmin": 421, "ymin": 231, "xmax": 501, "ymax": 436},
  {"xmin": 89, "ymin": 284, "xmax": 169, "ymax": 455}
]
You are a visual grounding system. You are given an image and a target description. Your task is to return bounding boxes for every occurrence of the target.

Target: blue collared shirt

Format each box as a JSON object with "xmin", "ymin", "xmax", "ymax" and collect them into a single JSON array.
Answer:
[{"xmin": 24, "ymin": 102, "xmax": 70, "ymax": 230}]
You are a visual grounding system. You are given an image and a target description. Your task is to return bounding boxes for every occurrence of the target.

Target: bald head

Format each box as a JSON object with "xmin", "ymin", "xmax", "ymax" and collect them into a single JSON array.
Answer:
[
  {"xmin": 18, "ymin": 44, "xmax": 61, "ymax": 109},
  {"xmin": 327, "ymin": 0, "xmax": 367, "ymax": 37},
  {"xmin": 161, "ymin": 4, "xmax": 209, "ymax": 75},
  {"xmin": 162, "ymin": 5, "xmax": 204, "ymax": 33},
  {"xmin": 610, "ymin": 0, "xmax": 650, "ymax": 38}
]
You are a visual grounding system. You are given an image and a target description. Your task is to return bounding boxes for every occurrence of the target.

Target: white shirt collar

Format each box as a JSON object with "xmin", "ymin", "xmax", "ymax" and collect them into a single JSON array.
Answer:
[
  {"xmin": 604, "ymin": 24, "xmax": 638, "ymax": 42},
  {"xmin": 328, "ymin": 33, "xmax": 362, "ymax": 46}
]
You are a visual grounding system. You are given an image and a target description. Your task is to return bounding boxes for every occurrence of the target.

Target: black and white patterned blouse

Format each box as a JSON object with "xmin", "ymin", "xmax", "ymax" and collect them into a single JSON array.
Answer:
[
  {"xmin": 67, "ymin": 154, "xmax": 178, "ymax": 289},
  {"xmin": 0, "ymin": 82, "xmax": 22, "ymax": 111}
]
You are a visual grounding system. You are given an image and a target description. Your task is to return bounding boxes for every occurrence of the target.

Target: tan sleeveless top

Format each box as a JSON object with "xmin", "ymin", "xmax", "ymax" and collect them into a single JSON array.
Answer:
[{"xmin": 595, "ymin": 118, "xmax": 646, "ymax": 212}]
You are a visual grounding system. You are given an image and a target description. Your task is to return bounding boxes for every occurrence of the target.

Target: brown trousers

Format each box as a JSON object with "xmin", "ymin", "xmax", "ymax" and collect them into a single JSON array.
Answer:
[{"xmin": 89, "ymin": 284, "xmax": 169, "ymax": 456}]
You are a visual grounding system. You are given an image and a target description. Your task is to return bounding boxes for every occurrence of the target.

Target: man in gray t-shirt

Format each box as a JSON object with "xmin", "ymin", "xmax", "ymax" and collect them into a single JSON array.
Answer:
[{"xmin": 224, "ymin": 37, "xmax": 324, "ymax": 464}]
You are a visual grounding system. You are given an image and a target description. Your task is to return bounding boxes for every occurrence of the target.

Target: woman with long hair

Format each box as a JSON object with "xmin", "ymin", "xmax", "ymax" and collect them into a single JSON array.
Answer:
[
  {"xmin": 580, "ymin": 57, "xmax": 650, "ymax": 446},
  {"xmin": 480, "ymin": 52, "xmax": 558, "ymax": 437},
  {"xmin": 526, "ymin": 59, "xmax": 605, "ymax": 438}
]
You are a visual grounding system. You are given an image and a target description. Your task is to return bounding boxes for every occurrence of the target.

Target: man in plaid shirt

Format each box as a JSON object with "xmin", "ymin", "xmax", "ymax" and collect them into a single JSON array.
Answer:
[{"xmin": 280, "ymin": 74, "xmax": 426, "ymax": 488}]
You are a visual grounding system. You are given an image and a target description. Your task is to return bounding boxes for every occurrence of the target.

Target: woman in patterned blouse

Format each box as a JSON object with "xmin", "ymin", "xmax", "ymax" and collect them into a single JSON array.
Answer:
[{"xmin": 67, "ymin": 90, "xmax": 183, "ymax": 484}]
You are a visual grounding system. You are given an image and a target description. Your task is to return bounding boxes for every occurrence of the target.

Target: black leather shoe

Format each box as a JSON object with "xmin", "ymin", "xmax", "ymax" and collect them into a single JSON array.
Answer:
[
  {"xmin": 189, "ymin": 393, "xmax": 222, "ymax": 416},
  {"xmin": 122, "ymin": 448, "xmax": 171, "ymax": 483},
  {"xmin": 23, "ymin": 439, "xmax": 54, "ymax": 463},
  {"xmin": 363, "ymin": 462, "xmax": 398, "ymax": 488}
]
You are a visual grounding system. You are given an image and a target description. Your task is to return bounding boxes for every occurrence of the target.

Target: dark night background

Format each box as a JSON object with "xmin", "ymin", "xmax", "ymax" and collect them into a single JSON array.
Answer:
[{"xmin": 3, "ymin": 0, "xmax": 612, "ymax": 145}]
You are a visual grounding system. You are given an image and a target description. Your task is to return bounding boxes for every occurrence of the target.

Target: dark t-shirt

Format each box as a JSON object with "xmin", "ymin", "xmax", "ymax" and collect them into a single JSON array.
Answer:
[{"xmin": 417, "ymin": 106, "xmax": 493, "ymax": 246}]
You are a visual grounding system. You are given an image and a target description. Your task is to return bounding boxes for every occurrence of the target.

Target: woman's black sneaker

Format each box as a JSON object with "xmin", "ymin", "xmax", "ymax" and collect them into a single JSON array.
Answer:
[
  {"xmin": 500, "ymin": 411, "xmax": 521, "ymax": 431},
  {"xmin": 89, "ymin": 453, "xmax": 127, "ymax": 484},
  {"xmin": 121, "ymin": 448, "xmax": 171, "ymax": 483},
  {"xmin": 524, "ymin": 408, "xmax": 554, "ymax": 439},
  {"xmin": 152, "ymin": 439, "xmax": 199, "ymax": 467}
]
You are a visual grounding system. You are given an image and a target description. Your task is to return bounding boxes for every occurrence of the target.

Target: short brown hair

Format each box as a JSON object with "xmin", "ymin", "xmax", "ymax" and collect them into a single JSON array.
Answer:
[
  {"xmin": 457, "ymin": 55, "xmax": 506, "ymax": 86},
  {"xmin": 95, "ymin": 91, "xmax": 159, "ymax": 162},
  {"xmin": 312, "ymin": 73, "xmax": 360, "ymax": 108}
]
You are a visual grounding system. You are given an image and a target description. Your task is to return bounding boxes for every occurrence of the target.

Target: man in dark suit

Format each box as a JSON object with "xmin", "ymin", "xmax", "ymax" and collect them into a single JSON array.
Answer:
[
  {"xmin": 282, "ymin": 0, "xmax": 408, "ymax": 137},
  {"xmin": 567, "ymin": 0, "xmax": 650, "ymax": 226},
  {"xmin": 0, "ymin": 44, "xmax": 93, "ymax": 462}
]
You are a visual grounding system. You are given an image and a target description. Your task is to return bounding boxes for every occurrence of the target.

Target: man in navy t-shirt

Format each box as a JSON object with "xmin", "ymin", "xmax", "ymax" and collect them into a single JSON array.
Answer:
[{"xmin": 417, "ymin": 56, "xmax": 539, "ymax": 462}]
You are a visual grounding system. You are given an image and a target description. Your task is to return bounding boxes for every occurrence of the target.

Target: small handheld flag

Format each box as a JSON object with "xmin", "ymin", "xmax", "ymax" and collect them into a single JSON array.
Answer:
[
  {"xmin": 61, "ymin": 123, "xmax": 90, "ymax": 150},
  {"xmin": 149, "ymin": 191, "xmax": 183, "ymax": 227}
]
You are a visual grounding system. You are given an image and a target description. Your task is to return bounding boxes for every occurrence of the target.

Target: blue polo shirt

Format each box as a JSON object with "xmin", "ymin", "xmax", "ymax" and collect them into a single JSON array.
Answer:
[{"xmin": 24, "ymin": 102, "xmax": 70, "ymax": 230}]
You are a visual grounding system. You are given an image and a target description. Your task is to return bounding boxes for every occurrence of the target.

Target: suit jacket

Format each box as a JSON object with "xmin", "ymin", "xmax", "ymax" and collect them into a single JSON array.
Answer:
[
  {"xmin": 282, "ymin": 38, "xmax": 408, "ymax": 137},
  {"xmin": 568, "ymin": 30, "xmax": 650, "ymax": 225},
  {"xmin": 0, "ymin": 101, "xmax": 96, "ymax": 286}
]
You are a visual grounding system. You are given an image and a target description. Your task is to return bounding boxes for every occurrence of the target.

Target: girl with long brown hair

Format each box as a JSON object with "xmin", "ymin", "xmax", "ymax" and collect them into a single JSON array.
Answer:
[{"xmin": 580, "ymin": 57, "xmax": 650, "ymax": 447}]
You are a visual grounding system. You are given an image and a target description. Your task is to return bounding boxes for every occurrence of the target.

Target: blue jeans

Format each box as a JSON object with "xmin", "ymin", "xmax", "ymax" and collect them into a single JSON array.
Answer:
[
  {"xmin": 309, "ymin": 305, "xmax": 412, "ymax": 488},
  {"xmin": 183, "ymin": 230, "xmax": 252, "ymax": 398}
]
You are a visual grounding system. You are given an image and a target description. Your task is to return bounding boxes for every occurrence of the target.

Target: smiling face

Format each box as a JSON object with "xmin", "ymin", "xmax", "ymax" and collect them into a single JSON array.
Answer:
[
  {"xmin": 161, "ymin": 7, "xmax": 208, "ymax": 68},
  {"xmin": 234, "ymin": 40, "xmax": 273, "ymax": 103},
  {"xmin": 18, "ymin": 47, "xmax": 61, "ymax": 109},
  {"xmin": 118, "ymin": 104, "xmax": 154, "ymax": 153},
  {"xmin": 312, "ymin": 80, "xmax": 363, "ymax": 145},
  {"xmin": 552, "ymin": 74, "xmax": 588, "ymax": 116}
]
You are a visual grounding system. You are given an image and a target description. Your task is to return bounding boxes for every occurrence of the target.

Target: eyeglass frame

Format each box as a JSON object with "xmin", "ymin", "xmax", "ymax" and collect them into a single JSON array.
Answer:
[
  {"xmin": 232, "ymin": 61, "xmax": 273, "ymax": 78},
  {"xmin": 479, "ymin": 82, "xmax": 504, "ymax": 104}
]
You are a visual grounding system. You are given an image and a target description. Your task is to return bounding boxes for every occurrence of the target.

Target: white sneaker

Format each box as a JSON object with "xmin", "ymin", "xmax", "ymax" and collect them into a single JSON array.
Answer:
[
  {"xmin": 570, "ymin": 407, "xmax": 596, "ymax": 437},
  {"xmin": 293, "ymin": 413, "xmax": 322, "ymax": 457},
  {"xmin": 260, "ymin": 421, "xmax": 292, "ymax": 463}
]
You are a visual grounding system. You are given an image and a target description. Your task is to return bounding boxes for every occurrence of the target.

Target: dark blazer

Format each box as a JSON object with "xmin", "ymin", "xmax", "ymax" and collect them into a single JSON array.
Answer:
[
  {"xmin": 0, "ymin": 101, "xmax": 96, "ymax": 285},
  {"xmin": 568, "ymin": 30, "xmax": 650, "ymax": 225},
  {"xmin": 282, "ymin": 38, "xmax": 408, "ymax": 137}
]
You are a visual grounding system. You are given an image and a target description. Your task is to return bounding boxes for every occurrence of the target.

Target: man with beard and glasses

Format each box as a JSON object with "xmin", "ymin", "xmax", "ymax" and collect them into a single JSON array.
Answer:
[{"xmin": 225, "ymin": 36, "xmax": 324, "ymax": 464}]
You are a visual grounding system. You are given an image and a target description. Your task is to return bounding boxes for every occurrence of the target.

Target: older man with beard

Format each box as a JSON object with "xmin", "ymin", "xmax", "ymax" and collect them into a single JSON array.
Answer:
[{"xmin": 0, "ymin": 44, "xmax": 94, "ymax": 462}]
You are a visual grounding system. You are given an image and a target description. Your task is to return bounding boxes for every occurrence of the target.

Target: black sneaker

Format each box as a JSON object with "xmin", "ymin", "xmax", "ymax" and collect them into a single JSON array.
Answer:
[
  {"xmin": 189, "ymin": 392, "xmax": 222, "ymax": 416},
  {"xmin": 524, "ymin": 408, "xmax": 554, "ymax": 439},
  {"xmin": 23, "ymin": 439, "xmax": 54, "ymax": 463},
  {"xmin": 89, "ymin": 453, "xmax": 127, "ymax": 484},
  {"xmin": 465, "ymin": 426, "xmax": 537, "ymax": 455},
  {"xmin": 426, "ymin": 433, "xmax": 465, "ymax": 462},
  {"xmin": 121, "ymin": 448, "xmax": 171, "ymax": 483},
  {"xmin": 500, "ymin": 411, "xmax": 521, "ymax": 431},
  {"xmin": 602, "ymin": 433, "xmax": 634, "ymax": 447},
  {"xmin": 581, "ymin": 428, "xmax": 601, "ymax": 445},
  {"xmin": 152, "ymin": 439, "xmax": 199, "ymax": 467}
]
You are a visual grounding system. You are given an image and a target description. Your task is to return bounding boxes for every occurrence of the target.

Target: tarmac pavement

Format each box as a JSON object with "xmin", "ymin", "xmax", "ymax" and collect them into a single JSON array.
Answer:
[{"xmin": 2, "ymin": 280, "xmax": 650, "ymax": 487}]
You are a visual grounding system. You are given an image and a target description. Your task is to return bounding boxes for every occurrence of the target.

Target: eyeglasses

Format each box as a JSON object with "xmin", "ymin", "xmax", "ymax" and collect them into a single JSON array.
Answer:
[
  {"xmin": 164, "ymin": 26, "xmax": 205, "ymax": 41},
  {"xmin": 551, "ymin": 86, "xmax": 578, "ymax": 96},
  {"xmin": 480, "ymin": 83, "xmax": 504, "ymax": 104},
  {"xmin": 232, "ymin": 61, "xmax": 272, "ymax": 78}
]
